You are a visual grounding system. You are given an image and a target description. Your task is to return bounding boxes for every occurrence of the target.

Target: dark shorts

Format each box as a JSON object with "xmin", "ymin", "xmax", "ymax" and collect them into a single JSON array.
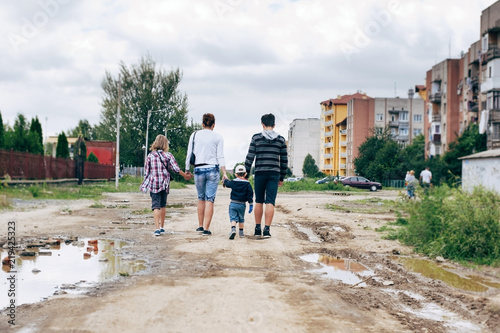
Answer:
[
  {"xmin": 150, "ymin": 190, "xmax": 167, "ymax": 210},
  {"xmin": 254, "ymin": 173, "xmax": 280, "ymax": 205},
  {"xmin": 229, "ymin": 202, "xmax": 246, "ymax": 223}
]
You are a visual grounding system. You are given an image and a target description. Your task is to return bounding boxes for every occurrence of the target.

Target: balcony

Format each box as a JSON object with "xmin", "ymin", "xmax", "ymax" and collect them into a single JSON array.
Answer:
[
  {"xmin": 490, "ymin": 110, "xmax": 500, "ymax": 122},
  {"xmin": 483, "ymin": 46, "xmax": 500, "ymax": 63},
  {"xmin": 468, "ymin": 101, "xmax": 478, "ymax": 112},
  {"xmin": 340, "ymin": 141, "xmax": 347, "ymax": 147},
  {"xmin": 324, "ymin": 109, "xmax": 333, "ymax": 116},
  {"xmin": 324, "ymin": 120, "xmax": 333, "ymax": 126},
  {"xmin": 324, "ymin": 131, "xmax": 333, "ymax": 137},
  {"xmin": 339, "ymin": 164, "xmax": 346, "ymax": 169},
  {"xmin": 398, "ymin": 119, "xmax": 409, "ymax": 125},
  {"xmin": 324, "ymin": 164, "xmax": 333, "ymax": 169},
  {"xmin": 432, "ymin": 114, "xmax": 441, "ymax": 122},
  {"xmin": 397, "ymin": 134, "xmax": 409, "ymax": 141},
  {"xmin": 339, "ymin": 152, "xmax": 347, "ymax": 158},
  {"xmin": 324, "ymin": 142, "xmax": 333, "ymax": 148},
  {"xmin": 388, "ymin": 108, "xmax": 403, "ymax": 114},
  {"xmin": 432, "ymin": 134, "xmax": 441, "ymax": 143},
  {"xmin": 429, "ymin": 92, "xmax": 442, "ymax": 103},
  {"xmin": 324, "ymin": 153, "xmax": 333, "ymax": 158},
  {"xmin": 340, "ymin": 129, "xmax": 347, "ymax": 135},
  {"xmin": 389, "ymin": 120, "xmax": 399, "ymax": 127}
]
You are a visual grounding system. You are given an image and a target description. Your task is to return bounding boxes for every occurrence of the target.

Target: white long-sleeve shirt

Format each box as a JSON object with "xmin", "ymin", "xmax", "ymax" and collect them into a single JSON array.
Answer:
[{"xmin": 185, "ymin": 129, "xmax": 226, "ymax": 170}]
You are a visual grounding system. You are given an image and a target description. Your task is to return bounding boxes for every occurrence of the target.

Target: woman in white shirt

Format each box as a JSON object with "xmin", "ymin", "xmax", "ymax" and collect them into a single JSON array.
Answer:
[{"xmin": 186, "ymin": 113, "xmax": 228, "ymax": 235}]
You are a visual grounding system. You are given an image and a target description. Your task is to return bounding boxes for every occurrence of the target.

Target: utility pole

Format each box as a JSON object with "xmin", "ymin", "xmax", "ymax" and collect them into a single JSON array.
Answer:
[{"xmin": 115, "ymin": 76, "xmax": 121, "ymax": 190}]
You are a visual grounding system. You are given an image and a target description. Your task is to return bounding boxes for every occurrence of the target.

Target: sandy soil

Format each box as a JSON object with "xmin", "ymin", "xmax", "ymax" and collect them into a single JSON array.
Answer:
[{"xmin": 0, "ymin": 185, "xmax": 499, "ymax": 333}]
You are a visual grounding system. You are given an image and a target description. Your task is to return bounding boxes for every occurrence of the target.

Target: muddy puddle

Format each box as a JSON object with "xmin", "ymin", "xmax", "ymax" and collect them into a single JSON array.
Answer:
[
  {"xmin": 301, "ymin": 253, "xmax": 375, "ymax": 286},
  {"xmin": 0, "ymin": 238, "xmax": 146, "ymax": 309},
  {"xmin": 394, "ymin": 257, "xmax": 500, "ymax": 292}
]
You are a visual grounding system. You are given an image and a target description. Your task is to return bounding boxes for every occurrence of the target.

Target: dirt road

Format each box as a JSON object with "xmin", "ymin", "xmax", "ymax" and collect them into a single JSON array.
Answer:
[{"xmin": 1, "ymin": 186, "xmax": 499, "ymax": 332}]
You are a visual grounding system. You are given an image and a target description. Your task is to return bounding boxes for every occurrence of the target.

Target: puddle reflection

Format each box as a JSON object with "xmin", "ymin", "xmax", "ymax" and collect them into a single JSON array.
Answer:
[
  {"xmin": 0, "ymin": 238, "xmax": 146, "ymax": 309},
  {"xmin": 300, "ymin": 253, "xmax": 375, "ymax": 286},
  {"xmin": 394, "ymin": 257, "xmax": 495, "ymax": 292}
]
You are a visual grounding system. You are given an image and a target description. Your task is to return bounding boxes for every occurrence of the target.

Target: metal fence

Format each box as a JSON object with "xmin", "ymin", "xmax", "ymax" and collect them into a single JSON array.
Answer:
[
  {"xmin": 0, "ymin": 149, "xmax": 114, "ymax": 180},
  {"xmin": 382, "ymin": 179, "xmax": 406, "ymax": 188},
  {"xmin": 122, "ymin": 166, "xmax": 144, "ymax": 177}
]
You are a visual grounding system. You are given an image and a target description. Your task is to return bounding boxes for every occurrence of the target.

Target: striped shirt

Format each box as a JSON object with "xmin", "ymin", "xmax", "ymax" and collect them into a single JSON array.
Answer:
[
  {"xmin": 244, "ymin": 131, "xmax": 288, "ymax": 181},
  {"xmin": 140, "ymin": 150, "xmax": 180, "ymax": 194}
]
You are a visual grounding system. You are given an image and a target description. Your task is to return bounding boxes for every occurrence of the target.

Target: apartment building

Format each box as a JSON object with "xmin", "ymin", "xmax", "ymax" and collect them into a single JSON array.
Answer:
[
  {"xmin": 320, "ymin": 93, "xmax": 368, "ymax": 176},
  {"xmin": 287, "ymin": 118, "xmax": 321, "ymax": 177},
  {"xmin": 480, "ymin": 2, "xmax": 500, "ymax": 149},
  {"xmin": 424, "ymin": 59, "xmax": 461, "ymax": 158},
  {"xmin": 345, "ymin": 94, "xmax": 424, "ymax": 175}
]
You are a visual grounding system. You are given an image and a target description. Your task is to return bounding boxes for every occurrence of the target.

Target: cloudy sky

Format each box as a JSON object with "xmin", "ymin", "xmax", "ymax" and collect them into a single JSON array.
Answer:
[{"xmin": 0, "ymin": 0, "xmax": 497, "ymax": 167}]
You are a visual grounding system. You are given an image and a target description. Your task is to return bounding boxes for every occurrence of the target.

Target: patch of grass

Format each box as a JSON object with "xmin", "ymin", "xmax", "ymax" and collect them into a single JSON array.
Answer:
[
  {"xmin": 381, "ymin": 232, "xmax": 398, "ymax": 240},
  {"xmin": 375, "ymin": 225, "xmax": 396, "ymax": 232},
  {"xmin": 326, "ymin": 204, "xmax": 353, "ymax": 213},
  {"xmin": 395, "ymin": 185, "xmax": 500, "ymax": 266},
  {"xmin": 90, "ymin": 201, "xmax": 105, "ymax": 208},
  {"xmin": 278, "ymin": 178, "xmax": 346, "ymax": 192},
  {"xmin": 132, "ymin": 208, "xmax": 151, "ymax": 215},
  {"xmin": 118, "ymin": 272, "xmax": 129, "ymax": 276}
]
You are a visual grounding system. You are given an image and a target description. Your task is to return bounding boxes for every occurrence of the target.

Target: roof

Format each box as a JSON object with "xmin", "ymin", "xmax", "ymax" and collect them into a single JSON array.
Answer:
[
  {"xmin": 459, "ymin": 149, "xmax": 500, "ymax": 160},
  {"xmin": 320, "ymin": 93, "xmax": 372, "ymax": 106},
  {"xmin": 415, "ymin": 85, "xmax": 426, "ymax": 92}
]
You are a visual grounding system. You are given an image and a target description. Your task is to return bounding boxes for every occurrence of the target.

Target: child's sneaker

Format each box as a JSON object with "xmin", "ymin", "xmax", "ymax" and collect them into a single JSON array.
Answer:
[
  {"xmin": 159, "ymin": 228, "xmax": 165, "ymax": 234},
  {"xmin": 196, "ymin": 227, "xmax": 204, "ymax": 233},
  {"xmin": 229, "ymin": 230, "xmax": 236, "ymax": 240},
  {"xmin": 202, "ymin": 230, "xmax": 212, "ymax": 236},
  {"xmin": 239, "ymin": 230, "xmax": 245, "ymax": 238},
  {"xmin": 154, "ymin": 230, "xmax": 161, "ymax": 237}
]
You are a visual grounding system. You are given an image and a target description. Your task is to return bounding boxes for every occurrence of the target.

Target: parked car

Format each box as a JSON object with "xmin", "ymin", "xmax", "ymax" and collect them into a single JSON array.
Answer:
[
  {"xmin": 340, "ymin": 176, "xmax": 382, "ymax": 191},
  {"xmin": 315, "ymin": 176, "xmax": 344, "ymax": 184}
]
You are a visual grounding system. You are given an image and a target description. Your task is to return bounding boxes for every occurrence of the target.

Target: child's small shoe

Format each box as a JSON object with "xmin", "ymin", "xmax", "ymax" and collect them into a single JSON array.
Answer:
[
  {"xmin": 239, "ymin": 230, "xmax": 245, "ymax": 238},
  {"xmin": 229, "ymin": 230, "xmax": 236, "ymax": 240}
]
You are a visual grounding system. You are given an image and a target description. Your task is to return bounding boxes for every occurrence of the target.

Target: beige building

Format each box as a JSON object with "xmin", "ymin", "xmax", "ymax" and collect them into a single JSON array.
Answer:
[{"xmin": 287, "ymin": 118, "xmax": 321, "ymax": 177}]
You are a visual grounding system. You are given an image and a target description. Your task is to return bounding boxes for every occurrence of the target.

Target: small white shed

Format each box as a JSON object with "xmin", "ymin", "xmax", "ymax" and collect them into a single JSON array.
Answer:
[{"xmin": 460, "ymin": 149, "xmax": 500, "ymax": 194}]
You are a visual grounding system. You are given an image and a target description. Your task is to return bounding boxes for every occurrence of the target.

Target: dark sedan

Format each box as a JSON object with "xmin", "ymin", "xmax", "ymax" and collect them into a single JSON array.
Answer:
[{"xmin": 340, "ymin": 176, "xmax": 382, "ymax": 191}]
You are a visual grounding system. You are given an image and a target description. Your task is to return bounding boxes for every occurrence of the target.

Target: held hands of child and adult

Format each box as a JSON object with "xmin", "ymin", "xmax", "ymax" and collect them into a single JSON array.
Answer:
[{"xmin": 183, "ymin": 171, "xmax": 193, "ymax": 181}]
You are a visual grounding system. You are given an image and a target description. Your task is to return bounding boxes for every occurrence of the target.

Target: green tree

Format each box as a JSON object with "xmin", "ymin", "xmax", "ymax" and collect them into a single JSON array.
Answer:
[
  {"xmin": 442, "ymin": 123, "xmax": 487, "ymax": 184},
  {"xmin": 353, "ymin": 128, "xmax": 403, "ymax": 181},
  {"xmin": 6, "ymin": 113, "xmax": 30, "ymax": 152},
  {"xmin": 28, "ymin": 116, "xmax": 43, "ymax": 154},
  {"xmin": 0, "ymin": 111, "xmax": 4, "ymax": 149},
  {"xmin": 56, "ymin": 132, "xmax": 70, "ymax": 158},
  {"xmin": 88, "ymin": 151, "xmax": 99, "ymax": 163},
  {"xmin": 302, "ymin": 153, "xmax": 322, "ymax": 178},
  {"xmin": 68, "ymin": 119, "xmax": 94, "ymax": 140},
  {"xmin": 94, "ymin": 55, "xmax": 196, "ymax": 166}
]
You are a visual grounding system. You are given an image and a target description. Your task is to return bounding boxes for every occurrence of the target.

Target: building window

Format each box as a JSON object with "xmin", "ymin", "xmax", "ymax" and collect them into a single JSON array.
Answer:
[
  {"xmin": 375, "ymin": 127, "xmax": 383, "ymax": 134},
  {"xmin": 399, "ymin": 127, "xmax": 408, "ymax": 136},
  {"xmin": 434, "ymin": 124, "xmax": 440, "ymax": 133},
  {"xmin": 413, "ymin": 115, "xmax": 422, "ymax": 122},
  {"xmin": 399, "ymin": 112, "xmax": 408, "ymax": 121},
  {"xmin": 413, "ymin": 128, "xmax": 422, "ymax": 136},
  {"xmin": 376, "ymin": 113, "xmax": 383, "ymax": 121}
]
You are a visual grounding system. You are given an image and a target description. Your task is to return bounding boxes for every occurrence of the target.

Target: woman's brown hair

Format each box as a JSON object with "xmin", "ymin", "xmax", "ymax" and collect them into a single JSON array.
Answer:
[
  {"xmin": 202, "ymin": 113, "xmax": 215, "ymax": 128},
  {"xmin": 150, "ymin": 134, "xmax": 169, "ymax": 152}
]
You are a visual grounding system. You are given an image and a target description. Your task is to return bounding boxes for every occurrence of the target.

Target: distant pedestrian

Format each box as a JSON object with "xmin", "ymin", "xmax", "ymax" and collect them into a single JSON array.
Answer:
[
  {"xmin": 419, "ymin": 166, "xmax": 432, "ymax": 193},
  {"xmin": 140, "ymin": 135, "xmax": 192, "ymax": 236},
  {"xmin": 406, "ymin": 170, "xmax": 417, "ymax": 199},
  {"xmin": 223, "ymin": 165, "xmax": 254, "ymax": 239},
  {"xmin": 185, "ymin": 113, "xmax": 228, "ymax": 236},
  {"xmin": 244, "ymin": 113, "xmax": 288, "ymax": 238}
]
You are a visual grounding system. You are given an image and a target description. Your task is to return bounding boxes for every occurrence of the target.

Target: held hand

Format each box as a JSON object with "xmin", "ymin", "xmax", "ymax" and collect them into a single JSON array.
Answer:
[
  {"xmin": 278, "ymin": 181, "xmax": 284, "ymax": 187},
  {"xmin": 248, "ymin": 204, "xmax": 253, "ymax": 214}
]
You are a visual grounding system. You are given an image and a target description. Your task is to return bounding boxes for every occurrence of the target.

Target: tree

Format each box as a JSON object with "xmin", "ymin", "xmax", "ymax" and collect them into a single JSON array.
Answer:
[
  {"xmin": 302, "ymin": 153, "xmax": 322, "ymax": 178},
  {"xmin": 56, "ymin": 132, "xmax": 69, "ymax": 158},
  {"xmin": 10, "ymin": 113, "xmax": 30, "ymax": 152},
  {"xmin": 94, "ymin": 55, "xmax": 197, "ymax": 166},
  {"xmin": 442, "ymin": 123, "xmax": 487, "ymax": 184},
  {"xmin": 353, "ymin": 128, "xmax": 403, "ymax": 181},
  {"xmin": 0, "ymin": 111, "xmax": 4, "ymax": 149},
  {"xmin": 28, "ymin": 116, "xmax": 43, "ymax": 154},
  {"xmin": 87, "ymin": 152, "xmax": 99, "ymax": 163},
  {"xmin": 68, "ymin": 119, "xmax": 94, "ymax": 140}
]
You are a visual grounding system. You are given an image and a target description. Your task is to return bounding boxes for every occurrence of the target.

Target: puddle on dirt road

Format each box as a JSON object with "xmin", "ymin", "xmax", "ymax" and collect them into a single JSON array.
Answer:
[
  {"xmin": 394, "ymin": 257, "xmax": 499, "ymax": 292},
  {"xmin": 293, "ymin": 223, "xmax": 321, "ymax": 243},
  {"xmin": 0, "ymin": 238, "xmax": 146, "ymax": 309},
  {"xmin": 300, "ymin": 253, "xmax": 375, "ymax": 286},
  {"xmin": 382, "ymin": 289, "xmax": 483, "ymax": 332}
]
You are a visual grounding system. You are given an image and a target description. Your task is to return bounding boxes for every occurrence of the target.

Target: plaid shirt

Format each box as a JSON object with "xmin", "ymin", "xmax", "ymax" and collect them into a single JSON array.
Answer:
[{"xmin": 140, "ymin": 150, "xmax": 180, "ymax": 194}]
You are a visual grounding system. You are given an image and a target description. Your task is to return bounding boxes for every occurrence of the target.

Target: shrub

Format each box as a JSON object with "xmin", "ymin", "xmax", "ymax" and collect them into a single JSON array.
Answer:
[
  {"xmin": 88, "ymin": 152, "xmax": 99, "ymax": 163},
  {"xmin": 397, "ymin": 185, "xmax": 500, "ymax": 265}
]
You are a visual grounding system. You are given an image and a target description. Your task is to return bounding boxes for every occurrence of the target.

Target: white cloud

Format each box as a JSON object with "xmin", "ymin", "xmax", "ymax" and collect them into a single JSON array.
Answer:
[{"xmin": 0, "ymin": 0, "xmax": 498, "ymax": 167}]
